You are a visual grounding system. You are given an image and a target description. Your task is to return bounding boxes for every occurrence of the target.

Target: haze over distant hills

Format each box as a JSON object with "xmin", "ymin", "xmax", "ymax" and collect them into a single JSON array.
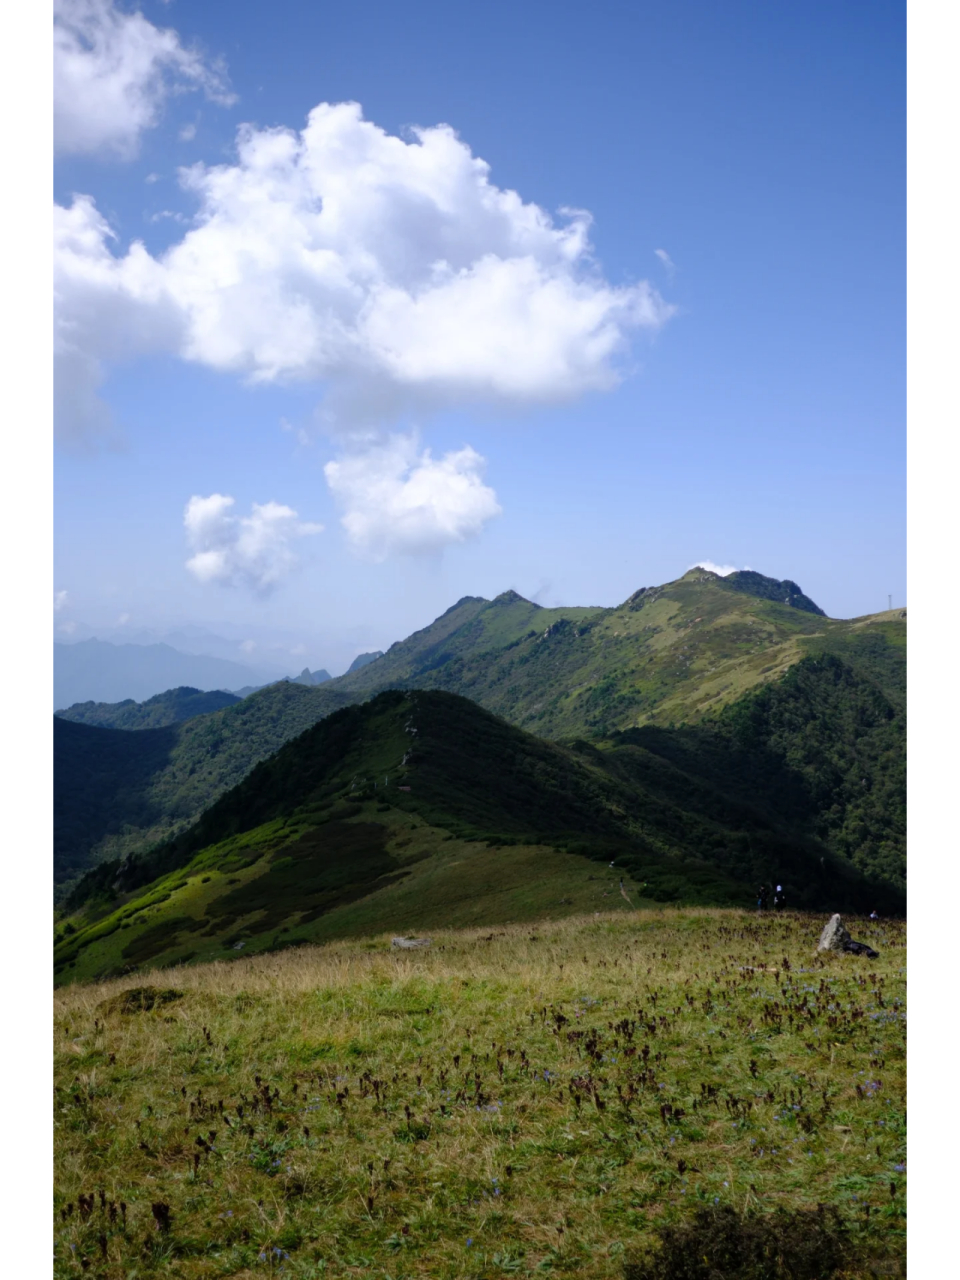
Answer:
[
  {"xmin": 53, "ymin": 637, "xmax": 372, "ymax": 708},
  {"xmin": 53, "ymin": 639, "xmax": 280, "ymax": 711}
]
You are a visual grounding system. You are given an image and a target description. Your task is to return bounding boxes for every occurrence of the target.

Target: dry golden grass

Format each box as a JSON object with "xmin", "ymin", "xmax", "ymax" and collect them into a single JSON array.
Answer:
[{"xmin": 54, "ymin": 907, "xmax": 905, "ymax": 1278}]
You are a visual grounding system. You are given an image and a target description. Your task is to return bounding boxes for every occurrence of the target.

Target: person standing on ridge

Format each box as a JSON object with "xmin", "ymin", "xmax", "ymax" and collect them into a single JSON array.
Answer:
[
  {"xmin": 773, "ymin": 884, "xmax": 785, "ymax": 911},
  {"xmin": 757, "ymin": 884, "xmax": 769, "ymax": 912}
]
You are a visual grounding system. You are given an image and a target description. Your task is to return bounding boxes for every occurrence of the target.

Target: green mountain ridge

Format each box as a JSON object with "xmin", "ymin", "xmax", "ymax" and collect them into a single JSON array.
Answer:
[
  {"xmin": 56, "ymin": 665, "xmax": 903, "ymax": 984},
  {"xmin": 721, "ymin": 570, "xmax": 826, "ymax": 615},
  {"xmin": 53, "ymin": 568, "xmax": 905, "ymax": 891},
  {"xmin": 53, "ymin": 681, "xmax": 356, "ymax": 894},
  {"xmin": 55, "ymin": 685, "xmax": 241, "ymax": 730}
]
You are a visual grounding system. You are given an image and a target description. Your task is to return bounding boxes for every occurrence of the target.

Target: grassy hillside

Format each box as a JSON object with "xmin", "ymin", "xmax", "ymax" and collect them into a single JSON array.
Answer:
[
  {"xmin": 318, "ymin": 569, "xmax": 905, "ymax": 739},
  {"xmin": 53, "ymin": 569, "xmax": 906, "ymax": 888},
  {"xmin": 55, "ymin": 686, "xmax": 241, "ymax": 730},
  {"xmin": 56, "ymin": 671, "xmax": 903, "ymax": 984},
  {"xmin": 54, "ymin": 720, "xmax": 181, "ymax": 889},
  {"xmin": 614, "ymin": 654, "xmax": 905, "ymax": 893},
  {"xmin": 54, "ymin": 909, "xmax": 906, "ymax": 1279},
  {"xmin": 53, "ymin": 681, "xmax": 355, "ymax": 891}
]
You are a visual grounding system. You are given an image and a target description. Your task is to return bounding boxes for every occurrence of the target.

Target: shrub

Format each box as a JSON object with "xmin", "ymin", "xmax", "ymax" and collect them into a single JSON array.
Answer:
[
  {"xmin": 97, "ymin": 986, "xmax": 183, "ymax": 1015},
  {"xmin": 622, "ymin": 1204, "xmax": 851, "ymax": 1280}
]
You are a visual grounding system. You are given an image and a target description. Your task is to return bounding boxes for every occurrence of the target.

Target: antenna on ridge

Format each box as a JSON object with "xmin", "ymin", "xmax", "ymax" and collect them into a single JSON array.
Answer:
[{"xmin": 888, "ymin": 594, "xmax": 892, "ymax": 611}]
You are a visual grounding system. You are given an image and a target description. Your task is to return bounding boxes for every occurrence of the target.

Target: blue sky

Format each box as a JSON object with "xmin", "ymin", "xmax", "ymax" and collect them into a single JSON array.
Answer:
[{"xmin": 54, "ymin": 0, "xmax": 905, "ymax": 675}]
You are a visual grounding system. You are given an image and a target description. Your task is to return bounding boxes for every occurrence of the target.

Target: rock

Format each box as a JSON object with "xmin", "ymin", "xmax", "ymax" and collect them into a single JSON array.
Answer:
[
  {"xmin": 816, "ymin": 914, "xmax": 879, "ymax": 959},
  {"xmin": 817, "ymin": 914, "xmax": 851, "ymax": 951},
  {"xmin": 843, "ymin": 939, "xmax": 879, "ymax": 958},
  {"xmin": 391, "ymin": 936, "xmax": 431, "ymax": 949}
]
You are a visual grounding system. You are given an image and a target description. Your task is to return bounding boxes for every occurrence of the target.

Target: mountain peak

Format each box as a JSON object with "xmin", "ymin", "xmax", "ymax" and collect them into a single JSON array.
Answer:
[
  {"xmin": 439, "ymin": 595, "xmax": 487, "ymax": 618},
  {"xmin": 347, "ymin": 651, "xmax": 384, "ymax": 674},
  {"xmin": 721, "ymin": 570, "xmax": 825, "ymax": 616},
  {"xmin": 673, "ymin": 567, "xmax": 825, "ymax": 615}
]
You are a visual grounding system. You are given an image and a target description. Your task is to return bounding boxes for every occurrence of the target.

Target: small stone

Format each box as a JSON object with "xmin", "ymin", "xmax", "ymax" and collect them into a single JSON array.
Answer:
[{"xmin": 391, "ymin": 937, "xmax": 431, "ymax": 949}]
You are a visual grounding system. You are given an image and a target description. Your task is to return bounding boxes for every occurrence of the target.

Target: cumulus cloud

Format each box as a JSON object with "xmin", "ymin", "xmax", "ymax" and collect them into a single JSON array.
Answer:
[
  {"xmin": 55, "ymin": 194, "xmax": 184, "ymax": 445},
  {"xmin": 324, "ymin": 433, "xmax": 501, "ymax": 559},
  {"xmin": 54, "ymin": 101, "xmax": 674, "ymax": 440},
  {"xmin": 54, "ymin": 0, "xmax": 233, "ymax": 159},
  {"xmin": 55, "ymin": 590, "xmax": 69, "ymax": 612},
  {"xmin": 691, "ymin": 560, "xmax": 739, "ymax": 577},
  {"xmin": 184, "ymin": 494, "xmax": 322, "ymax": 592}
]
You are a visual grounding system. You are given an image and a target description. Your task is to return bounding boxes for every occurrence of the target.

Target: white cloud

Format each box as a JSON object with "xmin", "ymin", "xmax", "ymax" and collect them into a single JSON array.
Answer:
[
  {"xmin": 54, "ymin": 195, "xmax": 185, "ymax": 444},
  {"xmin": 54, "ymin": 101, "xmax": 674, "ymax": 440},
  {"xmin": 54, "ymin": 590, "xmax": 69, "ymax": 612},
  {"xmin": 692, "ymin": 560, "xmax": 739, "ymax": 577},
  {"xmin": 654, "ymin": 248, "xmax": 675, "ymax": 273},
  {"xmin": 184, "ymin": 494, "xmax": 323, "ymax": 592},
  {"xmin": 324, "ymin": 433, "xmax": 501, "ymax": 559},
  {"xmin": 54, "ymin": 0, "xmax": 233, "ymax": 159},
  {"xmin": 179, "ymin": 123, "xmax": 197, "ymax": 142}
]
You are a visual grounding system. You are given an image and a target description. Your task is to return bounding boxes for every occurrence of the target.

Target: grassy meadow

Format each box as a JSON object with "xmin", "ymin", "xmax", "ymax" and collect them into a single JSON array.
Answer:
[{"xmin": 54, "ymin": 908, "xmax": 905, "ymax": 1278}]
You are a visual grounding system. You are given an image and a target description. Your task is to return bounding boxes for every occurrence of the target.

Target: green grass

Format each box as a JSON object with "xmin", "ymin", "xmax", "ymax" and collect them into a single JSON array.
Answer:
[
  {"xmin": 54, "ymin": 814, "xmax": 659, "ymax": 985},
  {"xmin": 53, "ymin": 908, "xmax": 906, "ymax": 1278}
]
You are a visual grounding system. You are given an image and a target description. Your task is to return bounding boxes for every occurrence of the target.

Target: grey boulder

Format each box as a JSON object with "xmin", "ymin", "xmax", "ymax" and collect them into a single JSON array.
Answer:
[
  {"xmin": 816, "ymin": 914, "xmax": 879, "ymax": 959},
  {"xmin": 391, "ymin": 936, "xmax": 431, "ymax": 949}
]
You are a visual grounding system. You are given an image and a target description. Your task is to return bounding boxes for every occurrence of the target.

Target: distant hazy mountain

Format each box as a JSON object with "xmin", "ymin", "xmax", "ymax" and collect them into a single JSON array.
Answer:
[
  {"xmin": 54, "ymin": 639, "xmax": 276, "ymax": 710},
  {"xmin": 55, "ymin": 686, "xmax": 241, "ymax": 730},
  {"xmin": 290, "ymin": 667, "xmax": 333, "ymax": 686},
  {"xmin": 347, "ymin": 650, "xmax": 385, "ymax": 673},
  {"xmin": 229, "ymin": 668, "xmax": 333, "ymax": 698}
]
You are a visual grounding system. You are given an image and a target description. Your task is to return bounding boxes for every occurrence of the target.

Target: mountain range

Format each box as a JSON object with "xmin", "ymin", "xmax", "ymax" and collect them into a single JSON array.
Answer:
[
  {"xmin": 53, "ymin": 638, "xmax": 278, "ymax": 711},
  {"xmin": 54, "ymin": 637, "xmax": 384, "ymax": 710},
  {"xmin": 54, "ymin": 686, "xmax": 242, "ymax": 730},
  {"xmin": 56, "ymin": 656, "xmax": 903, "ymax": 983},
  {"xmin": 55, "ymin": 569, "xmax": 905, "ymax": 951}
]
